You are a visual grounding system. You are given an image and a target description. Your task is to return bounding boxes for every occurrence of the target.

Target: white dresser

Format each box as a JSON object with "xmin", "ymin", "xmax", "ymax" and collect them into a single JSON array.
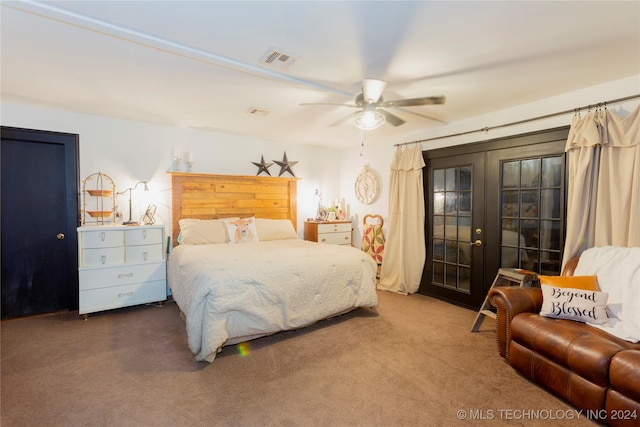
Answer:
[
  {"xmin": 303, "ymin": 220, "xmax": 352, "ymax": 246},
  {"xmin": 77, "ymin": 225, "xmax": 166, "ymax": 318}
]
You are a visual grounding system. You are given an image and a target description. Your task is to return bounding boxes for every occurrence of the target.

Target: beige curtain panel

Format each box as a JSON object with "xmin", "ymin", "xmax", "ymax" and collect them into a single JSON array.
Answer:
[
  {"xmin": 562, "ymin": 104, "xmax": 640, "ymax": 268},
  {"xmin": 378, "ymin": 145, "xmax": 426, "ymax": 295}
]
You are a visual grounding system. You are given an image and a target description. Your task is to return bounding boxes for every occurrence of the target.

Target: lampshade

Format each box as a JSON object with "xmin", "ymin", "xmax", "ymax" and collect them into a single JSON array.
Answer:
[{"xmin": 353, "ymin": 110, "xmax": 386, "ymax": 130}]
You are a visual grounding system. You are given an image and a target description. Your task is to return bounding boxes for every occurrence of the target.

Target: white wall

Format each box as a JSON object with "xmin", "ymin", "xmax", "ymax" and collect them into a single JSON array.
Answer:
[
  {"xmin": 3, "ymin": 75, "xmax": 638, "ymax": 245},
  {"xmin": 0, "ymin": 103, "xmax": 345, "ymax": 239},
  {"xmin": 340, "ymin": 75, "xmax": 640, "ymax": 244}
]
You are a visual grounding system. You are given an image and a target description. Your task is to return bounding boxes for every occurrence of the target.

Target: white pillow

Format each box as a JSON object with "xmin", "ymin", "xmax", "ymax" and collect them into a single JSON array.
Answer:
[
  {"xmin": 224, "ymin": 217, "xmax": 259, "ymax": 244},
  {"xmin": 540, "ymin": 284, "xmax": 609, "ymax": 325},
  {"xmin": 255, "ymin": 218, "xmax": 298, "ymax": 241},
  {"xmin": 178, "ymin": 218, "xmax": 237, "ymax": 245}
]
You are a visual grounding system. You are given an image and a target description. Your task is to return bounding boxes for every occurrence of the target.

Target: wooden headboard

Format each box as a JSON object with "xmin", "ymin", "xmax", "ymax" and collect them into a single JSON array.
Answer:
[{"xmin": 169, "ymin": 173, "xmax": 298, "ymax": 246}]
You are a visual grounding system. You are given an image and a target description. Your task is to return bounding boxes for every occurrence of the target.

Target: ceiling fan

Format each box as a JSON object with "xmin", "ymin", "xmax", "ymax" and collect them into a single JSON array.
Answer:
[{"xmin": 301, "ymin": 79, "xmax": 445, "ymax": 130}]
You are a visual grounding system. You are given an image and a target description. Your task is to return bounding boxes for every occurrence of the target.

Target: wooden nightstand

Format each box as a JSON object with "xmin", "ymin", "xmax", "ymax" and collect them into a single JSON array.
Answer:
[
  {"xmin": 303, "ymin": 220, "xmax": 352, "ymax": 246},
  {"xmin": 77, "ymin": 225, "xmax": 167, "ymax": 318}
]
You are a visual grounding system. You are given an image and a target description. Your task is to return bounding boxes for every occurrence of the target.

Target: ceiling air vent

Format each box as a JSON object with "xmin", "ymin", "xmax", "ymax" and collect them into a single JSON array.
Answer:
[
  {"xmin": 259, "ymin": 47, "xmax": 299, "ymax": 70},
  {"xmin": 247, "ymin": 107, "xmax": 271, "ymax": 116}
]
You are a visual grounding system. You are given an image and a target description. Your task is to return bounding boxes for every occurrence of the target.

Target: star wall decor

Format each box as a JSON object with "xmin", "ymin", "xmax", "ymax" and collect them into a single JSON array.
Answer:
[
  {"xmin": 252, "ymin": 155, "xmax": 273, "ymax": 176},
  {"xmin": 273, "ymin": 151, "xmax": 298, "ymax": 177}
]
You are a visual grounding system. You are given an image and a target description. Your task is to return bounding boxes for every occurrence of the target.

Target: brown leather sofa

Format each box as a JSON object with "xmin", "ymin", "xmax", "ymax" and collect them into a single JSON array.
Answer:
[{"xmin": 489, "ymin": 259, "xmax": 640, "ymax": 426}]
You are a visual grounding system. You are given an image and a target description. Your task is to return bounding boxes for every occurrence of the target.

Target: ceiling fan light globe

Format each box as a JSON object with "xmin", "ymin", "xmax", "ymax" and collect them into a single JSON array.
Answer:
[
  {"xmin": 361, "ymin": 79, "xmax": 387, "ymax": 103},
  {"xmin": 353, "ymin": 110, "xmax": 386, "ymax": 130}
]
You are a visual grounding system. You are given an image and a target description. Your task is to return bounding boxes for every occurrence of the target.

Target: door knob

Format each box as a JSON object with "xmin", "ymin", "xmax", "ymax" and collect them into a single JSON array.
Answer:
[
  {"xmin": 56, "ymin": 233, "xmax": 65, "ymax": 240},
  {"xmin": 471, "ymin": 239, "xmax": 483, "ymax": 247}
]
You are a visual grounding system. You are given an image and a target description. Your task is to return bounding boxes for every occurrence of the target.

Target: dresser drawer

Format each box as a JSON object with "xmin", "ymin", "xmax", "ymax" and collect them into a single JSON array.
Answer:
[
  {"xmin": 79, "ymin": 262, "xmax": 166, "ymax": 290},
  {"xmin": 79, "ymin": 280, "xmax": 166, "ymax": 314},
  {"xmin": 82, "ymin": 247, "xmax": 125, "ymax": 266},
  {"xmin": 77, "ymin": 225, "xmax": 167, "ymax": 316},
  {"xmin": 318, "ymin": 222, "xmax": 351, "ymax": 234},
  {"xmin": 317, "ymin": 231, "xmax": 351, "ymax": 245},
  {"xmin": 126, "ymin": 243, "xmax": 163, "ymax": 263},
  {"xmin": 80, "ymin": 229, "xmax": 124, "ymax": 248},
  {"xmin": 125, "ymin": 227, "xmax": 163, "ymax": 246}
]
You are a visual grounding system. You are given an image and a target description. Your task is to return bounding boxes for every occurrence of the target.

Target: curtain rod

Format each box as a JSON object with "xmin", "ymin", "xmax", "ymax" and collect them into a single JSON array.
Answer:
[{"xmin": 394, "ymin": 93, "xmax": 640, "ymax": 147}]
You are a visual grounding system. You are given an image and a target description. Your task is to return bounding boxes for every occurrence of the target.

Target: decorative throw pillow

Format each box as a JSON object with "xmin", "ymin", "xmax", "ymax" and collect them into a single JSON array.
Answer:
[
  {"xmin": 179, "ymin": 218, "xmax": 238, "ymax": 245},
  {"xmin": 540, "ymin": 284, "xmax": 609, "ymax": 325},
  {"xmin": 224, "ymin": 217, "xmax": 259, "ymax": 243},
  {"xmin": 255, "ymin": 218, "xmax": 298, "ymax": 241},
  {"xmin": 538, "ymin": 275, "xmax": 599, "ymax": 291}
]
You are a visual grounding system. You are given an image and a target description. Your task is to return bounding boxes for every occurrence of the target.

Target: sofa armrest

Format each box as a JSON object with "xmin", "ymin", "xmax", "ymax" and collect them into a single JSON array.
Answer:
[
  {"xmin": 561, "ymin": 257, "xmax": 580, "ymax": 276},
  {"xmin": 488, "ymin": 287, "xmax": 543, "ymax": 358}
]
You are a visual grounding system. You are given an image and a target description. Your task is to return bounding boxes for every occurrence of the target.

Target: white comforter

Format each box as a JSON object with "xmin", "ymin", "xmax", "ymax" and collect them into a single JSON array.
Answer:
[{"xmin": 167, "ymin": 239, "xmax": 378, "ymax": 362}]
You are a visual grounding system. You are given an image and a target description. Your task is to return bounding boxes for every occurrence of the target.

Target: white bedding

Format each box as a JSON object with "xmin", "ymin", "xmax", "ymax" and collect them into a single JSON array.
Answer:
[{"xmin": 167, "ymin": 239, "xmax": 378, "ymax": 362}]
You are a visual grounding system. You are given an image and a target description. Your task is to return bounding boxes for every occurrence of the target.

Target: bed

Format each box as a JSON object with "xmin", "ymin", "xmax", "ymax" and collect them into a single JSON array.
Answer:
[{"xmin": 168, "ymin": 173, "xmax": 379, "ymax": 362}]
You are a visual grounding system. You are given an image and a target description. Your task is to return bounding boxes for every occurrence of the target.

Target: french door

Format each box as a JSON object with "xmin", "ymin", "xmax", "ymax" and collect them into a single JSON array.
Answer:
[
  {"xmin": 485, "ymin": 144, "xmax": 567, "ymax": 281},
  {"xmin": 422, "ymin": 152, "xmax": 485, "ymax": 308},
  {"xmin": 420, "ymin": 127, "xmax": 569, "ymax": 310}
]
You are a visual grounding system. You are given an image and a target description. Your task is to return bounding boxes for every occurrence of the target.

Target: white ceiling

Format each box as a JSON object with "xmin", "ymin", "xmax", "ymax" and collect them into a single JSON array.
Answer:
[{"xmin": 2, "ymin": 1, "xmax": 639, "ymax": 148}]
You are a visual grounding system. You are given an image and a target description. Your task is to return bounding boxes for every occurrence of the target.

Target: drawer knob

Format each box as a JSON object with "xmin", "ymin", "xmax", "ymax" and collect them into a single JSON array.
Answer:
[
  {"xmin": 118, "ymin": 292, "xmax": 134, "ymax": 298},
  {"xmin": 56, "ymin": 233, "xmax": 65, "ymax": 240},
  {"xmin": 101, "ymin": 255, "xmax": 106, "ymax": 265},
  {"xmin": 117, "ymin": 273, "xmax": 134, "ymax": 279}
]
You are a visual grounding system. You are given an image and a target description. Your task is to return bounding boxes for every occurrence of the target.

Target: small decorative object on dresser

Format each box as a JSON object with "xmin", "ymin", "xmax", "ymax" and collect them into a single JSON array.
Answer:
[
  {"xmin": 82, "ymin": 172, "xmax": 116, "ymax": 226},
  {"xmin": 141, "ymin": 204, "xmax": 157, "ymax": 225},
  {"xmin": 77, "ymin": 225, "xmax": 167, "ymax": 319},
  {"xmin": 327, "ymin": 207, "xmax": 336, "ymax": 220},
  {"xmin": 304, "ymin": 220, "xmax": 352, "ymax": 246}
]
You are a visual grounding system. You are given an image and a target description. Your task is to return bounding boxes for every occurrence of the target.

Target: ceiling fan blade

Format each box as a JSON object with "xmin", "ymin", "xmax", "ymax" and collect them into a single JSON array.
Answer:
[
  {"xmin": 300, "ymin": 102, "xmax": 359, "ymax": 108},
  {"xmin": 362, "ymin": 79, "xmax": 387, "ymax": 104},
  {"xmin": 380, "ymin": 109, "xmax": 406, "ymax": 127},
  {"xmin": 328, "ymin": 111, "xmax": 360, "ymax": 127},
  {"xmin": 381, "ymin": 96, "xmax": 446, "ymax": 108},
  {"xmin": 400, "ymin": 109, "xmax": 449, "ymax": 125}
]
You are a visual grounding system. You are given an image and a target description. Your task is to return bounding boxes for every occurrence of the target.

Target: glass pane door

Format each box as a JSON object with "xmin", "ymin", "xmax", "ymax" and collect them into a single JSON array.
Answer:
[
  {"xmin": 432, "ymin": 166, "xmax": 472, "ymax": 293},
  {"xmin": 500, "ymin": 155, "xmax": 564, "ymax": 274},
  {"xmin": 422, "ymin": 152, "xmax": 485, "ymax": 308}
]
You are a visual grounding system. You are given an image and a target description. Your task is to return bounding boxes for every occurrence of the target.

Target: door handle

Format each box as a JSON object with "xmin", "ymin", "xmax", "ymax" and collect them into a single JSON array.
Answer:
[
  {"xmin": 471, "ymin": 239, "xmax": 483, "ymax": 247},
  {"xmin": 56, "ymin": 233, "xmax": 65, "ymax": 240}
]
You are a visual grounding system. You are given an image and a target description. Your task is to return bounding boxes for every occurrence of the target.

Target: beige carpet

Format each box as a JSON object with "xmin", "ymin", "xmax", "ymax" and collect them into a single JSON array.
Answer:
[{"xmin": 1, "ymin": 290, "xmax": 597, "ymax": 426}]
